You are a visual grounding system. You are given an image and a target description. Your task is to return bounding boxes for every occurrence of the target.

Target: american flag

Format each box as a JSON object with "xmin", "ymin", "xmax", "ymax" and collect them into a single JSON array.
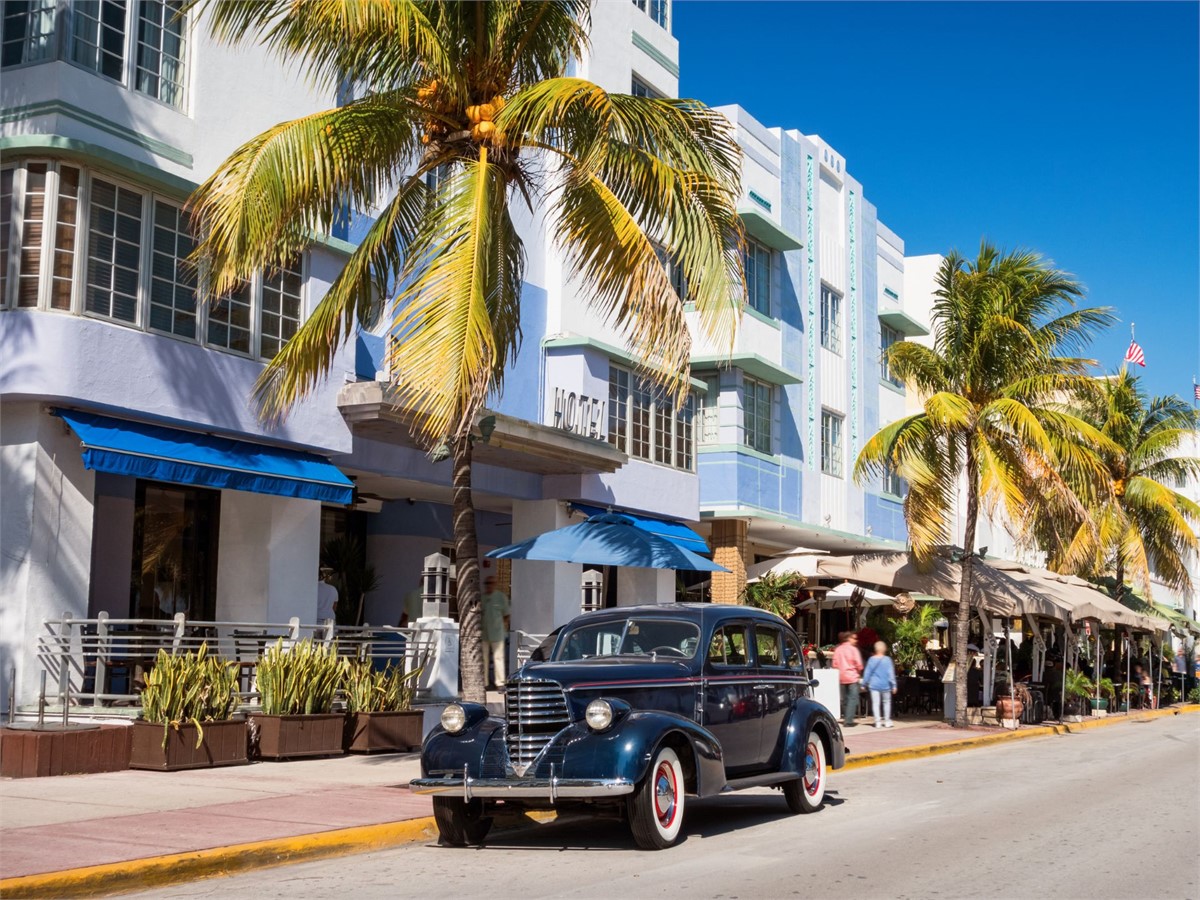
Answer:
[
  {"xmin": 1193, "ymin": 383, "xmax": 1200, "ymax": 402},
  {"xmin": 1124, "ymin": 339, "xmax": 1146, "ymax": 367}
]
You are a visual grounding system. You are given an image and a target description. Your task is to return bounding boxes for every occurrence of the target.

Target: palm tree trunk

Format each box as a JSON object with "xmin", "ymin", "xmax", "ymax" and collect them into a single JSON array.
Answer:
[
  {"xmin": 1114, "ymin": 556, "xmax": 1125, "ymax": 603},
  {"xmin": 452, "ymin": 434, "xmax": 486, "ymax": 703},
  {"xmin": 954, "ymin": 443, "xmax": 981, "ymax": 728}
]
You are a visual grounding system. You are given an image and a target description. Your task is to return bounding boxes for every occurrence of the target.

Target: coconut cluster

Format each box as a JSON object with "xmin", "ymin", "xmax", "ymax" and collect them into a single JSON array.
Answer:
[{"xmin": 417, "ymin": 79, "xmax": 507, "ymax": 148}]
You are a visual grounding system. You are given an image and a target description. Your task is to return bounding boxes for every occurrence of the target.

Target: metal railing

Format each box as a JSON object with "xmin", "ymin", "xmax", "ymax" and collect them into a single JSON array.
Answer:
[
  {"xmin": 514, "ymin": 631, "xmax": 549, "ymax": 668},
  {"xmin": 35, "ymin": 612, "xmax": 436, "ymax": 709}
]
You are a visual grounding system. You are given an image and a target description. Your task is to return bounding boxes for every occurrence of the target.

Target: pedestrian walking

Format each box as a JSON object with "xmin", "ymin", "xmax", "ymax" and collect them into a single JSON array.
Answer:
[
  {"xmin": 862, "ymin": 640, "xmax": 897, "ymax": 728},
  {"xmin": 481, "ymin": 575, "xmax": 511, "ymax": 689},
  {"xmin": 832, "ymin": 631, "xmax": 864, "ymax": 727}
]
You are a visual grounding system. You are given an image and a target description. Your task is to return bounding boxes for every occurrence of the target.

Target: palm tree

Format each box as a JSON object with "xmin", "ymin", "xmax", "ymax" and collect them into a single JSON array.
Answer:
[
  {"xmin": 187, "ymin": 2, "xmax": 745, "ymax": 702},
  {"xmin": 854, "ymin": 242, "xmax": 1114, "ymax": 726},
  {"xmin": 1050, "ymin": 368, "xmax": 1200, "ymax": 599}
]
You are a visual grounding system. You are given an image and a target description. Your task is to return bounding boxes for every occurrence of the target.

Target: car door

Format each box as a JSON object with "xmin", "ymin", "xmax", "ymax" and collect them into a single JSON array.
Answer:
[
  {"xmin": 753, "ymin": 624, "xmax": 796, "ymax": 766},
  {"xmin": 702, "ymin": 621, "xmax": 762, "ymax": 774}
]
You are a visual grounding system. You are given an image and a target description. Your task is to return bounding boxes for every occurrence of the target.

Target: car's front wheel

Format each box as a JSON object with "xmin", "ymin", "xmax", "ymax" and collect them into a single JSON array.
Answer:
[
  {"xmin": 783, "ymin": 730, "xmax": 827, "ymax": 813},
  {"xmin": 432, "ymin": 797, "xmax": 492, "ymax": 846},
  {"xmin": 628, "ymin": 745, "xmax": 685, "ymax": 849}
]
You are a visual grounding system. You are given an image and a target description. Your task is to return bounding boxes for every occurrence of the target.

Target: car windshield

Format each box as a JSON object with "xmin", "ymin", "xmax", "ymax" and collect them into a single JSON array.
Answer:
[{"xmin": 554, "ymin": 618, "xmax": 702, "ymax": 661}]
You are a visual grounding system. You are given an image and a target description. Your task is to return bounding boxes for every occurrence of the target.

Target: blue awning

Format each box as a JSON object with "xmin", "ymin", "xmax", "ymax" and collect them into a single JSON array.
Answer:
[
  {"xmin": 55, "ymin": 409, "xmax": 354, "ymax": 505},
  {"xmin": 571, "ymin": 503, "xmax": 710, "ymax": 556}
]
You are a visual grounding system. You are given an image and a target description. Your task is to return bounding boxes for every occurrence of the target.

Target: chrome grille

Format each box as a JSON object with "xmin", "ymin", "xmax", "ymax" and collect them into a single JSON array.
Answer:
[{"xmin": 505, "ymin": 679, "xmax": 571, "ymax": 774}]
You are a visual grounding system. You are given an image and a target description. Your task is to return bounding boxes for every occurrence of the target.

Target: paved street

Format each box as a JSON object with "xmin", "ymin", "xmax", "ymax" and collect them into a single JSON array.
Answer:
[{"xmin": 133, "ymin": 714, "xmax": 1198, "ymax": 900}]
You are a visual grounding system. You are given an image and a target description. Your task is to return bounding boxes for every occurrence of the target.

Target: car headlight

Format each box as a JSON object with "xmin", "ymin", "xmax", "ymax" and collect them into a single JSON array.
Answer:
[
  {"xmin": 585, "ymin": 698, "xmax": 614, "ymax": 732},
  {"xmin": 441, "ymin": 703, "xmax": 467, "ymax": 734}
]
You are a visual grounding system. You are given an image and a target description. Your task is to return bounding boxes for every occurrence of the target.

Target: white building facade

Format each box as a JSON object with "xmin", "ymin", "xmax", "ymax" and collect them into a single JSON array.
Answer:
[{"xmin": 1, "ymin": 0, "xmax": 929, "ymax": 711}]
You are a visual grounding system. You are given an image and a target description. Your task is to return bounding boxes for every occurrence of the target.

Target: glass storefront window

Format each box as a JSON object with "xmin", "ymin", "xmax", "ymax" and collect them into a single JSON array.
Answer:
[{"xmin": 130, "ymin": 481, "xmax": 219, "ymax": 620}]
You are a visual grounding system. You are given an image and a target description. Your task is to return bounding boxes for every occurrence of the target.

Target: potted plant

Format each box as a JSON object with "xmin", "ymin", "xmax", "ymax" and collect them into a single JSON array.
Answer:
[
  {"xmin": 131, "ymin": 644, "xmax": 247, "ymax": 770},
  {"xmin": 343, "ymin": 661, "xmax": 425, "ymax": 753},
  {"xmin": 994, "ymin": 681, "xmax": 1030, "ymax": 725},
  {"xmin": 1090, "ymin": 677, "xmax": 1115, "ymax": 713},
  {"xmin": 250, "ymin": 639, "xmax": 347, "ymax": 760},
  {"xmin": 1062, "ymin": 669, "xmax": 1092, "ymax": 721}
]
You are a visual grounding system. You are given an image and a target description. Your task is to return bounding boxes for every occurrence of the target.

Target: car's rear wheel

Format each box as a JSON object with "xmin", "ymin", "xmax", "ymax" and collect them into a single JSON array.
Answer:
[
  {"xmin": 628, "ymin": 745, "xmax": 685, "ymax": 849},
  {"xmin": 783, "ymin": 731, "xmax": 827, "ymax": 813},
  {"xmin": 432, "ymin": 797, "xmax": 492, "ymax": 846}
]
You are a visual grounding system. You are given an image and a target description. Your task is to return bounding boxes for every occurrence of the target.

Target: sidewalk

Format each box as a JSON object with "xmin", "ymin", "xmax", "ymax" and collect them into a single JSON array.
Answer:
[{"xmin": 1, "ymin": 707, "xmax": 1193, "ymax": 897}]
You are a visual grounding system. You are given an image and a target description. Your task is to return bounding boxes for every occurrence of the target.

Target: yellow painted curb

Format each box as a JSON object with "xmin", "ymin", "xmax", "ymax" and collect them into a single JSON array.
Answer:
[
  {"xmin": 843, "ymin": 704, "xmax": 1198, "ymax": 771},
  {"xmin": 0, "ymin": 811, "xmax": 556, "ymax": 899}
]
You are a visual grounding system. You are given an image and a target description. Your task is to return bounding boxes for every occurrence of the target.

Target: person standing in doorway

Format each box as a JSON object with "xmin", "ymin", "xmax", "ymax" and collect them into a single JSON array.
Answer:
[
  {"xmin": 832, "ymin": 631, "xmax": 864, "ymax": 727},
  {"xmin": 481, "ymin": 575, "xmax": 511, "ymax": 689},
  {"xmin": 862, "ymin": 641, "xmax": 897, "ymax": 728},
  {"xmin": 317, "ymin": 566, "xmax": 339, "ymax": 624}
]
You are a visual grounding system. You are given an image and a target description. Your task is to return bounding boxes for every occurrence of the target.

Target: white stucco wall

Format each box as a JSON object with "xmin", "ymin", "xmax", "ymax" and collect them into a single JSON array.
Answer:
[{"xmin": 1, "ymin": 403, "xmax": 96, "ymax": 709}]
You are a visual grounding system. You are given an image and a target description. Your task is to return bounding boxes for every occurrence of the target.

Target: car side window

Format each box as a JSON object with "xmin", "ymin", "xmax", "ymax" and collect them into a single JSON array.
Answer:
[
  {"xmin": 755, "ymin": 626, "xmax": 783, "ymax": 667},
  {"xmin": 707, "ymin": 625, "xmax": 750, "ymax": 666},
  {"xmin": 783, "ymin": 633, "xmax": 804, "ymax": 671}
]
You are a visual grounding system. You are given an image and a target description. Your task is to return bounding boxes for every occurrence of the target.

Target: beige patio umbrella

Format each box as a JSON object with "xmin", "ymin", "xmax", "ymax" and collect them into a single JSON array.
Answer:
[
  {"xmin": 745, "ymin": 549, "xmax": 827, "ymax": 583},
  {"xmin": 814, "ymin": 551, "xmax": 1023, "ymax": 616}
]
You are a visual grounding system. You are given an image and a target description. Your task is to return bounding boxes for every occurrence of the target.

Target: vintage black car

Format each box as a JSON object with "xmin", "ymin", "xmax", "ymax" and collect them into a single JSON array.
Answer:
[{"xmin": 411, "ymin": 604, "xmax": 845, "ymax": 849}]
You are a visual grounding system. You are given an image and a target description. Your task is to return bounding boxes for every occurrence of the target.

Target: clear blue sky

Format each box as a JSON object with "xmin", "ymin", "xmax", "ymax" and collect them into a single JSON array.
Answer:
[{"xmin": 674, "ymin": 1, "xmax": 1199, "ymax": 402}]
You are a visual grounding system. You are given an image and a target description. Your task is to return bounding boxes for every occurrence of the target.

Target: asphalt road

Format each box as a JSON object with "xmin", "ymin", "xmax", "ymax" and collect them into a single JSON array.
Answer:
[{"xmin": 136, "ymin": 715, "xmax": 1199, "ymax": 900}]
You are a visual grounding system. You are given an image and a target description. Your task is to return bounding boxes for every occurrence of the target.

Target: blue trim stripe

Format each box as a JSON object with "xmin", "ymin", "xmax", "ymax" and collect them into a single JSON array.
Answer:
[{"xmin": 55, "ymin": 409, "xmax": 354, "ymax": 505}]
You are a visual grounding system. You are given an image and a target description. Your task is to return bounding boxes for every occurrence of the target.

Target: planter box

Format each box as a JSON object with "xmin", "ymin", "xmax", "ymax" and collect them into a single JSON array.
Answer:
[
  {"xmin": 1088, "ymin": 698, "xmax": 1109, "ymax": 712},
  {"xmin": 0, "ymin": 724, "xmax": 131, "ymax": 778},
  {"xmin": 129, "ymin": 719, "xmax": 249, "ymax": 771},
  {"xmin": 250, "ymin": 713, "xmax": 345, "ymax": 760},
  {"xmin": 345, "ymin": 710, "xmax": 423, "ymax": 753}
]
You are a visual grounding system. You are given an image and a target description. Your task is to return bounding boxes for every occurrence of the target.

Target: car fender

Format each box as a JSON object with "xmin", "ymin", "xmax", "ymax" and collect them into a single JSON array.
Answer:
[
  {"xmin": 420, "ymin": 704, "xmax": 504, "ymax": 778},
  {"xmin": 558, "ymin": 710, "xmax": 726, "ymax": 797},
  {"xmin": 779, "ymin": 698, "xmax": 846, "ymax": 772}
]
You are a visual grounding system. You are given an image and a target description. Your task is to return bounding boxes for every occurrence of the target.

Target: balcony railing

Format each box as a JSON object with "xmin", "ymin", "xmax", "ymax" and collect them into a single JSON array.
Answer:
[{"xmin": 33, "ymin": 612, "xmax": 435, "ymax": 710}]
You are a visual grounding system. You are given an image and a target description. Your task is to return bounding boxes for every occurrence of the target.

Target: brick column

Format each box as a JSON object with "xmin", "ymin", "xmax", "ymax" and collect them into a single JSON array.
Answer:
[{"xmin": 710, "ymin": 518, "xmax": 749, "ymax": 605}]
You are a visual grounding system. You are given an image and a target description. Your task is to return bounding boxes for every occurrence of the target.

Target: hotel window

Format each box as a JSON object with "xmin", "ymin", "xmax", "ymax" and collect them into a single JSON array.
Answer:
[
  {"xmin": 655, "ymin": 245, "xmax": 687, "ymax": 302},
  {"xmin": 71, "ymin": 0, "xmax": 128, "ymax": 81},
  {"xmin": 1, "ymin": 0, "xmax": 57, "ymax": 68},
  {"xmin": 880, "ymin": 323, "xmax": 903, "ymax": 387},
  {"xmin": 1, "ymin": 158, "xmax": 308, "ymax": 360},
  {"xmin": 259, "ymin": 257, "xmax": 304, "ymax": 359},
  {"xmin": 148, "ymin": 200, "xmax": 197, "ymax": 338},
  {"xmin": 820, "ymin": 285, "xmax": 841, "ymax": 353},
  {"xmin": 608, "ymin": 364, "xmax": 696, "ymax": 470},
  {"xmin": 135, "ymin": 0, "xmax": 187, "ymax": 108},
  {"xmin": 631, "ymin": 75, "xmax": 663, "ymax": 99},
  {"xmin": 698, "ymin": 374, "xmax": 720, "ymax": 445},
  {"xmin": 632, "ymin": 0, "xmax": 669, "ymax": 29},
  {"xmin": 743, "ymin": 376, "xmax": 772, "ymax": 454},
  {"xmin": 608, "ymin": 366, "xmax": 630, "ymax": 453},
  {"xmin": 881, "ymin": 464, "xmax": 904, "ymax": 498},
  {"xmin": 821, "ymin": 410, "xmax": 844, "ymax": 478},
  {"xmin": 744, "ymin": 237, "xmax": 771, "ymax": 316},
  {"xmin": 85, "ymin": 176, "xmax": 144, "ymax": 323},
  {"xmin": 68, "ymin": 0, "xmax": 188, "ymax": 110}
]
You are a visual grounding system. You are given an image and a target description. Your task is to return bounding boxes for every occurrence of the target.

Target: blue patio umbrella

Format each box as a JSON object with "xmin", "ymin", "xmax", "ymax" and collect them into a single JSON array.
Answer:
[{"xmin": 486, "ymin": 513, "xmax": 728, "ymax": 572}]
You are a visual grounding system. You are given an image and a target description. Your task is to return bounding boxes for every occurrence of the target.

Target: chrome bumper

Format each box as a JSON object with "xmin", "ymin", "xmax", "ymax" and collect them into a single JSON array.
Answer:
[{"xmin": 410, "ymin": 773, "xmax": 635, "ymax": 801}]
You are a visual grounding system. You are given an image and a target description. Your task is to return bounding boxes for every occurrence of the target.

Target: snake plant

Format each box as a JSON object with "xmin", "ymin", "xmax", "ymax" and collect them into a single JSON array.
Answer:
[
  {"xmin": 256, "ymin": 638, "xmax": 347, "ymax": 716},
  {"xmin": 343, "ymin": 661, "xmax": 423, "ymax": 714},
  {"xmin": 139, "ymin": 643, "xmax": 240, "ymax": 749}
]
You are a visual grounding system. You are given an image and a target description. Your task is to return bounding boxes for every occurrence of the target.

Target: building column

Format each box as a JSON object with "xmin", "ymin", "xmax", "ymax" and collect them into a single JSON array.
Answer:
[
  {"xmin": 710, "ymin": 518, "xmax": 748, "ymax": 605},
  {"xmin": 510, "ymin": 500, "xmax": 582, "ymax": 634}
]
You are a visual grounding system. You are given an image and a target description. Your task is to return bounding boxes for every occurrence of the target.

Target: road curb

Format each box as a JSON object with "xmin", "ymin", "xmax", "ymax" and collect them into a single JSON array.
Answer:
[
  {"xmin": 843, "ymin": 704, "xmax": 1197, "ymax": 770},
  {"xmin": 4, "ymin": 706, "xmax": 1195, "ymax": 897},
  {"xmin": 0, "ymin": 810, "xmax": 555, "ymax": 899}
]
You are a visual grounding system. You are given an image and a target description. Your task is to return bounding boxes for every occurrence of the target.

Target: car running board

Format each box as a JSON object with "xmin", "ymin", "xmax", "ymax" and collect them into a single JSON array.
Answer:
[{"xmin": 722, "ymin": 772, "xmax": 802, "ymax": 792}]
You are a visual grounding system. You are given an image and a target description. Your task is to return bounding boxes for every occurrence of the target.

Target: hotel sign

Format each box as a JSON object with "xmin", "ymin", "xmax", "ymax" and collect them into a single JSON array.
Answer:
[{"xmin": 551, "ymin": 387, "xmax": 606, "ymax": 440}]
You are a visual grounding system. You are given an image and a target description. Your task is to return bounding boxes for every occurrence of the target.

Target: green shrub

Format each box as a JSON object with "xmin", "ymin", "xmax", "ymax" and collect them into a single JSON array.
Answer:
[
  {"xmin": 139, "ymin": 643, "xmax": 240, "ymax": 748},
  {"xmin": 741, "ymin": 573, "xmax": 804, "ymax": 620},
  {"xmin": 1187, "ymin": 686, "xmax": 1200, "ymax": 704},
  {"xmin": 256, "ymin": 638, "xmax": 347, "ymax": 715},
  {"xmin": 343, "ymin": 661, "xmax": 423, "ymax": 713}
]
